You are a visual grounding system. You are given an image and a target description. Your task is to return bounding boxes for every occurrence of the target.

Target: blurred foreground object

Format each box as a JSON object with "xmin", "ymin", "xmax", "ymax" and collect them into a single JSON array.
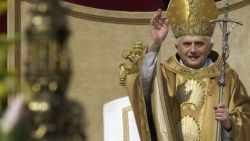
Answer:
[
  {"xmin": 23, "ymin": 0, "xmax": 85, "ymax": 140},
  {"xmin": 0, "ymin": 0, "xmax": 7, "ymax": 15},
  {"xmin": 0, "ymin": 35, "xmax": 17, "ymax": 115},
  {"xmin": 0, "ymin": 35, "xmax": 19, "ymax": 141}
]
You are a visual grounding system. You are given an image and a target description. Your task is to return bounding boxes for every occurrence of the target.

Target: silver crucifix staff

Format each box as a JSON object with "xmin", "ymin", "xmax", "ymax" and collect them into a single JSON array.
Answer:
[{"xmin": 209, "ymin": 1, "xmax": 243, "ymax": 141}]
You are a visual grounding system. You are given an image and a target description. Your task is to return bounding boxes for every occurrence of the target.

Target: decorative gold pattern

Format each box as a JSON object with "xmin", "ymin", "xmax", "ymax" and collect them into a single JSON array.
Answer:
[
  {"xmin": 197, "ymin": 78, "xmax": 209, "ymax": 140},
  {"xmin": 176, "ymin": 115, "xmax": 201, "ymax": 141},
  {"xmin": 166, "ymin": 0, "xmax": 218, "ymax": 37},
  {"xmin": 176, "ymin": 79, "xmax": 205, "ymax": 111},
  {"xmin": 174, "ymin": 75, "xmax": 210, "ymax": 141}
]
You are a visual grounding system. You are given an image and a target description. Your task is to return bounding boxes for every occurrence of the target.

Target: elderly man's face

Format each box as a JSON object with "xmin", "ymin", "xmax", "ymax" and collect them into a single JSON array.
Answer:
[{"xmin": 175, "ymin": 36, "xmax": 213, "ymax": 69}]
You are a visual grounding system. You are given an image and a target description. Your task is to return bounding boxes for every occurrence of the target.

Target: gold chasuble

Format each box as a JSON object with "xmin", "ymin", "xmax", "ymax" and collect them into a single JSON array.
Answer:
[
  {"xmin": 122, "ymin": 0, "xmax": 250, "ymax": 140},
  {"xmin": 125, "ymin": 51, "xmax": 250, "ymax": 141}
]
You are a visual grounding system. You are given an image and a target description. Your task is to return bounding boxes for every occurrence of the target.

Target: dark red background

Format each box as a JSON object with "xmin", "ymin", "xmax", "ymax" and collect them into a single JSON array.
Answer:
[
  {"xmin": 66, "ymin": 0, "xmax": 166, "ymax": 11},
  {"xmin": 0, "ymin": 0, "xmax": 168, "ymax": 34},
  {"xmin": 0, "ymin": 11, "xmax": 7, "ymax": 33},
  {"xmin": 0, "ymin": 0, "xmax": 223, "ymax": 34}
]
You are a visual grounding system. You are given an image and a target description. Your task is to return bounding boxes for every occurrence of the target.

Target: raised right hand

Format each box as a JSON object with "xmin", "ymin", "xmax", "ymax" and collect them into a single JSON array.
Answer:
[{"xmin": 148, "ymin": 9, "xmax": 169, "ymax": 53}]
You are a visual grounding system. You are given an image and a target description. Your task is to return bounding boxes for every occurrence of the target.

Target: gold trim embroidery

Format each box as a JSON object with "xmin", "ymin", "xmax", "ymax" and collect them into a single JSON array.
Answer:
[
  {"xmin": 176, "ymin": 115, "xmax": 201, "ymax": 141},
  {"xmin": 176, "ymin": 79, "xmax": 205, "ymax": 111}
]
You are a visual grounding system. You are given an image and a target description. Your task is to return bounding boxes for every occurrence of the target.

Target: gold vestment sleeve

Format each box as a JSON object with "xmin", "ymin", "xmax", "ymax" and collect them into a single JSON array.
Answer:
[
  {"xmin": 126, "ymin": 72, "xmax": 151, "ymax": 141},
  {"xmin": 228, "ymin": 73, "xmax": 250, "ymax": 141},
  {"xmin": 150, "ymin": 58, "xmax": 177, "ymax": 141}
]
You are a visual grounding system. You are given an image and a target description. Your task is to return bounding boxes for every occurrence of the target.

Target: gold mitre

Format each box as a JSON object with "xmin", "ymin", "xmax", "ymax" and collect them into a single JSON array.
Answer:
[{"xmin": 166, "ymin": 0, "xmax": 219, "ymax": 38}]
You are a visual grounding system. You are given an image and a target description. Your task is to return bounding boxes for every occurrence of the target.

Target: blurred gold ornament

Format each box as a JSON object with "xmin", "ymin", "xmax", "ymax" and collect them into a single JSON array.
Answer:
[
  {"xmin": 0, "ymin": 35, "xmax": 18, "ymax": 115},
  {"xmin": 0, "ymin": 0, "xmax": 7, "ymax": 14},
  {"xmin": 0, "ymin": 83, "xmax": 4, "ymax": 99}
]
